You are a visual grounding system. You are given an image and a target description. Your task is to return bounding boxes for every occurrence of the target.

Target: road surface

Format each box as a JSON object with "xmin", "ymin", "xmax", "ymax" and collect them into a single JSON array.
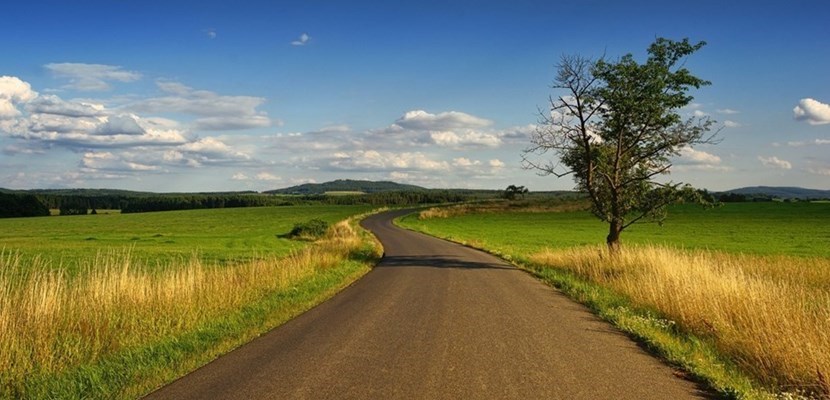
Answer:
[{"xmin": 145, "ymin": 209, "xmax": 711, "ymax": 399}]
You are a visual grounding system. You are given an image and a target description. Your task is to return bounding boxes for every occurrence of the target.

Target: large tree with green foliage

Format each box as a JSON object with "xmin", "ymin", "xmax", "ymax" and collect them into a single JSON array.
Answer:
[{"xmin": 523, "ymin": 38, "xmax": 718, "ymax": 249}]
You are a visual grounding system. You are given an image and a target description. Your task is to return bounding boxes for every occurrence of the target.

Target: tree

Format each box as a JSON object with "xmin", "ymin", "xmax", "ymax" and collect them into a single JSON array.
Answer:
[
  {"xmin": 523, "ymin": 38, "xmax": 718, "ymax": 249},
  {"xmin": 503, "ymin": 185, "xmax": 529, "ymax": 200}
]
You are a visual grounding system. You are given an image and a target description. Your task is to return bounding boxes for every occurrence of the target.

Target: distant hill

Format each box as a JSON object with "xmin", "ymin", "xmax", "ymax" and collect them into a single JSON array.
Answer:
[
  {"xmin": 722, "ymin": 186, "xmax": 830, "ymax": 200},
  {"xmin": 266, "ymin": 179, "xmax": 426, "ymax": 195}
]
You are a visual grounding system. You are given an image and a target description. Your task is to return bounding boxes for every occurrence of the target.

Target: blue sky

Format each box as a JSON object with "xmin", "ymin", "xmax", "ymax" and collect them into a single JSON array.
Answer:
[{"xmin": 1, "ymin": 0, "xmax": 828, "ymax": 192}]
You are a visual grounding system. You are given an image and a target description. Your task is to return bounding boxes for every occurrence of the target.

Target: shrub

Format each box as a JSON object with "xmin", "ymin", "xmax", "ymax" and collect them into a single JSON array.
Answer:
[{"xmin": 287, "ymin": 219, "xmax": 329, "ymax": 240}]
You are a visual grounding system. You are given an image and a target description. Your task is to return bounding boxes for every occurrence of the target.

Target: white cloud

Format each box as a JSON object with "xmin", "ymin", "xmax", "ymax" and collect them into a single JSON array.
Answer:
[
  {"xmin": 0, "ymin": 76, "xmax": 38, "ymax": 118},
  {"xmin": 692, "ymin": 110, "xmax": 708, "ymax": 117},
  {"xmin": 26, "ymin": 95, "xmax": 106, "ymax": 118},
  {"xmin": 255, "ymin": 172, "xmax": 280, "ymax": 181},
  {"xmin": 793, "ymin": 98, "xmax": 830, "ymax": 125},
  {"xmin": 327, "ymin": 150, "xmax": 449, "ymax": 172},
  {"xmin": 489, "ymin": 159, "xmax": 505, "ymax": 168},
  {"xmin": 716, "ymin": 108, "xmax": 739, "ymax": 115},
  {"xmin": 679, "ymin": 147, "xmax": 721, "ymax": 164},
  {"xmin": 129, "ymin": 81, "xmax": 271, "ymax": 130},
  {"xmin": 232, "ymin": 172, "xmax": 250, "ymax": 181},
  {"xmin": 723, "ymin": 120, "xmax": 742, "ymax": 128},
  {"xmin": 675, "ymin": 147, "xmax": 730, "ymax": 172},
  {"xmin": 430, "ymin": 130, "xmax": 501, "ymax": 148},
  {"xmin": 45, "ymin": 63, "xmax": 141, "ymax": 91},
  {"xmin": 96, "ymin": 114, "xmax": 145, "ymax": 136},
  {"xmin": 758, "ymin": 156, "xmax": 792, "ymax": 170},
  {"xmin": 179, "ymin": 137, "xmax": 252, "ymax": 162},
  {"xmin": 452, "ymin": 157, "xmax": 480, "ymax": 167},
  {"xmin": 395, "ymin": 110, "xmax": 492, "ymax": 131},
  {"xmin": 193, "ymin": 115, "xmax": 271, "ymax": 131},
  {"xmin": 204, "ymin": 29, "xmax": 217, "ymax": 39},
  {"xmin": 365, "ymin": 110, "xmax": 499, "ymax": 150},
  {"xmin": 291, "ymin": 33, "xmax": 310, "ymax": 46},
  {"xmin": 81, "ymin": 151, "xmax": 160, "ymax": 172}
]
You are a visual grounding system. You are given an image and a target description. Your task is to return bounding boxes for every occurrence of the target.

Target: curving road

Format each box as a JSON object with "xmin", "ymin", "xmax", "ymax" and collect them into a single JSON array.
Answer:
[{"xmin": 145, "ymin": 209, "xmax": 712, "ymax": 399}]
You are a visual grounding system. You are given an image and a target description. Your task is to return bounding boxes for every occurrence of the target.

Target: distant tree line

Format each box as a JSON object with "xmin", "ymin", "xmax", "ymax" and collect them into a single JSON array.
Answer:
[
  {"xmin": 1, "ymin": 188, "xmax": 507, "ymax": 217},
  {"xmin": 0, "ymin": 193, "xmax": 50, "ymax": 218}
]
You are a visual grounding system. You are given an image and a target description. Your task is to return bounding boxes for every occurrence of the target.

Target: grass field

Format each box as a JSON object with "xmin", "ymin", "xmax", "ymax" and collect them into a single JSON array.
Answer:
[
  {"xmin": 401, "ymin": 202, "xmax": 830, "ymax": 258},
  {"xmin": 399, "ymin": 201, "xmax": 830, "ymax": 398},
  {"xmin": 0, "ymin": 205, "xmax": 373, "ymax": 272},
  {"xmin": 0, "ymin": 205, "xmax": 380, "ymax": 398}
]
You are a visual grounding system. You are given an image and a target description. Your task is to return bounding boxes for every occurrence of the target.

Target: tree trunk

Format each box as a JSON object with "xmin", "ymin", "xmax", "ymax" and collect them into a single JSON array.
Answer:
[{"xmin": 606, "ymin": 220, "xmax": 622, "ymax": 251}]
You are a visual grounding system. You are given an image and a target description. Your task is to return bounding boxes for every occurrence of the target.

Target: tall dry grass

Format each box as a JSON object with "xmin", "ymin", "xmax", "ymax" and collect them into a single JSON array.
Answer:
[
  {"xmin": 530, "ymin": 245, "xmax": 830, "ymax": 395},
  {"xmin": 0, "ymin": 219, "xmax": 378, "ymax": 393}
]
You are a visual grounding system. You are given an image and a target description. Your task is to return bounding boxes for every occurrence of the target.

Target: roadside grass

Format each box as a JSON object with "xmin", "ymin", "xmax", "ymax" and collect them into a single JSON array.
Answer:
[
  {"xmin": 0, "ymin": 205, "xmax": 372, "ymax": 273},
  {"xmin": 0, "ymin": 213, "xmax": 382, "ymax": 399},
  {"xmin": 398, "ymin": 202, "xmax": 830, "ymax": 398}
]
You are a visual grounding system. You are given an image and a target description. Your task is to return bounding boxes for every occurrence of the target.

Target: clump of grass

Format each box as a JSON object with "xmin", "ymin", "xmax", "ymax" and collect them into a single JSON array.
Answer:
[
  {"xmin": 0, "ymin": 217, "xmax": 382, "ymax": 398},
  {"xmin": 530, "ymin": 245, "xmax": 830, "ymax": 397},
  {"xmin": 286, "ymin": 218, "xmax": 330, "ymax": 240}
]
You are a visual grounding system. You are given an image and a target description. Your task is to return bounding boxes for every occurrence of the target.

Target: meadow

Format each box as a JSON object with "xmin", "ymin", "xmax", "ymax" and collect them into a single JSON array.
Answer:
[
  {"xmin": 0, "ymin": 205, "xmax": 380, "ymax": 399},
  {"xmin": 402, "ymin": 202, "xmax": 830, "ymax": 258},
  {"xmin": 400, "ymin": 201, "xmax": 830, "ymax": 398},
  {"xmin": 0, "ymin": 205, "xmax": 373, "ymax": 272}
]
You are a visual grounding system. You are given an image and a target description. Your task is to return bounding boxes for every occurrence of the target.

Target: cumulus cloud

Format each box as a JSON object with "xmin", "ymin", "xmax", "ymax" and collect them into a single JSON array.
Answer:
[
  {"xmin": 395, "ymin": 110, "xmax": 492, "ymax": 131},
  {"xmin": 489, "ymin": 159, "xmax": 505, "ymax": 168},
  {"xmin": 45, "ymin": 63, "xmax": 141, "ymax": 91},
  {"xmin": 679, "ymin": 147, "xmax": 721, "ymax": 164},
  {"xmin": 0, "ymin": 76, "xmax": 38, "ymax": 118},
  {"xmin": 129, "ymin": 81, "xmax": 272, "ymax": 130},
  {"xmin": 178, "ymin": 137, "xmax": 252, "ymax": 163},
  {"xmin": 430, "ymin": 130, "xmax": 501, "ymax": 148},
  {"xmin": 366, "ymin": 110, "xmax": 499, "ymax": 149},
  {"xmin": 81, "ymin": 151, "xmax": 160, "ymax": 172},
  {"xmin": 793, "ymin": 98, "xmax": 830, "ymax": 125},
  {"xmin": 291, "ymin": 33, "xmax": 310, "ymax": 46},
  {"xmin": 716, "ymin": 108, "xmax": 739, "ymax": 115},
  {"xmin": 25, "ymin": 95, "xmax": 106, "ymax": 118},
  {"xmin": 452, "ymin": 157, "xmax": 480, "ymax": 167},
  {"xmin": 723, "ymin": 120, "xmax": 742, "ymax": 128},
  {"xmin": 675, "ymin": 147, "xmax": 730, "ymax": 172},
  {"xmin": 327, "ymin": 150, "xmax": 449, "ymax": 172},
  {"xmin": 758, "ymin": 156, "xmax": 792, "ymax": 170}
]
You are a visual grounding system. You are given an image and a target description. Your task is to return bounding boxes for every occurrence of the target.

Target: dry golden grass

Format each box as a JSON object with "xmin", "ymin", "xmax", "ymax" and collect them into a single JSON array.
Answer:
[
  {"xmin": 530, "ymin": 245, "xmax": 830, "ymax": 395},
  {"xmin": 0, "ymin": 218, "xmax": 378, "ymax": 391}
]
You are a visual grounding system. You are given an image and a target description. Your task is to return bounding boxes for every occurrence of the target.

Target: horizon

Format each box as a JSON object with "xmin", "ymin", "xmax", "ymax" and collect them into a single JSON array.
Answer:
[{"xmin": 1, "ymin": 1, "xmax": 828, "ymax": 192}]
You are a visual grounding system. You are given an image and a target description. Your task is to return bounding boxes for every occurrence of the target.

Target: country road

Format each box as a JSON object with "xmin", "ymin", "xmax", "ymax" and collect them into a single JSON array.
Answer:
[{"xmin": 145, "ymin": 209, "xmax": 712, "ymax": 399}]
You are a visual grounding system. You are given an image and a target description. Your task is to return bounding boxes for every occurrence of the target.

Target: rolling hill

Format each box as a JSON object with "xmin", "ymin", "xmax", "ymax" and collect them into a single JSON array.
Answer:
[{"xmin": 265, "ymin": 180, "xmax": 426, "ymax": 195}]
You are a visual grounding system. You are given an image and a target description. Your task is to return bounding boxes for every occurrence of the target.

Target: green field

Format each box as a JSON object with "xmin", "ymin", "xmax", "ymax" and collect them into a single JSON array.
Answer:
[
  {"xmin": 0, "ymin": 205, "xmax": 373, "ymax": 271},
  {"xmin": 400, "ymin": 202, "xmax": 830, "ymax": 258}
]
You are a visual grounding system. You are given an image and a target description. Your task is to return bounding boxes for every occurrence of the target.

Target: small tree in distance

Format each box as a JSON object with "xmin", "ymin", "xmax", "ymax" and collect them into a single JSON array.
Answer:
[
  {"xmin": 504, "ymin": 185, "xmax": 529, "ymax": 200},
  {"xmin": 523, "ymin": 38, "xmax": 719, "ymax": 249}
]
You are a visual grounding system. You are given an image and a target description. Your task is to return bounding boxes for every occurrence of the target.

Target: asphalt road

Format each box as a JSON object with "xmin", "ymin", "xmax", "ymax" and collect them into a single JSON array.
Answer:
[{"xmin": 145, "ymin": 209, "xmax": 711, "ymax": 399}]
